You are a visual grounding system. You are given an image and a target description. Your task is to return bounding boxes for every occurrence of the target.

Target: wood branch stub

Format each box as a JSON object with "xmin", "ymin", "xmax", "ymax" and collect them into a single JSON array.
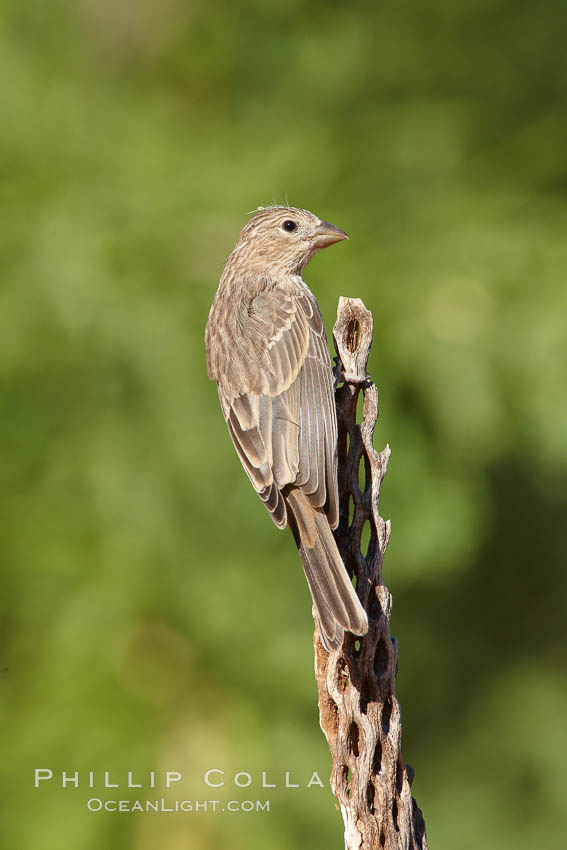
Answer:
[{"xmin": 313, "ymin": 296, "xmax": 428, "ymax": 850}]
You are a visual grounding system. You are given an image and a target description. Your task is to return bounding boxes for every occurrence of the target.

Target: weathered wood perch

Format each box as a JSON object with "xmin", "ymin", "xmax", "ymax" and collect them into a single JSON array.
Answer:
[{"xmin": 313, "ymin": 296, "xmax": 428, "ymax": 850}]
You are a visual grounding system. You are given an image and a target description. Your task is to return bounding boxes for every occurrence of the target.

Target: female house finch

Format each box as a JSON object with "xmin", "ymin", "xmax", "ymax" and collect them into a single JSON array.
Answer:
[{"xmin": 205, "ymin": 206, "xmax": 368, "ymax": 651}]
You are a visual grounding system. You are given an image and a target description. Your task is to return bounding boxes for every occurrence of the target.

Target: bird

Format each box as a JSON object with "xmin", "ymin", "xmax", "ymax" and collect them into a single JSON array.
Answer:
[{"xmin": 205, "ymin": 206, "xmax": 368, "ymax": 651}]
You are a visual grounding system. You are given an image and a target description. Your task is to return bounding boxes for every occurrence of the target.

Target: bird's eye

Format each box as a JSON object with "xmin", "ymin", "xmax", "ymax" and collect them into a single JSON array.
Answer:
[{"xmin": 282, "ymin": 220, "xmax": 297, "ymax": 232}]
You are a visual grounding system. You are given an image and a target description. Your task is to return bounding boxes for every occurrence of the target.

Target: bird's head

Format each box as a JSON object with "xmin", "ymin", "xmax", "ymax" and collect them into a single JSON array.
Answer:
[{"xmin": 229, "ymin": 206, "xmax": 349, "ymax": 277}]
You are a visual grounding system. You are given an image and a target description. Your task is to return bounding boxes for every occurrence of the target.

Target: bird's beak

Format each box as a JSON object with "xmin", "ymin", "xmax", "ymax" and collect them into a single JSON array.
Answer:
[{"xmin": 311, "ymin": 220, "xmax": 349, "ymax": 249}]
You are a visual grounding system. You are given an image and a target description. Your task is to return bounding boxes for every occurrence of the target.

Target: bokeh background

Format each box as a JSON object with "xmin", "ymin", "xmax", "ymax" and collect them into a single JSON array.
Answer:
[{"xmin": 2, "ymin": 0, "xmax": 566, "ymax": 847}]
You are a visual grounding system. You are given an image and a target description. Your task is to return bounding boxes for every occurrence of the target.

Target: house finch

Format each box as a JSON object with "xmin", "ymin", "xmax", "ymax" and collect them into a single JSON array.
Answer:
[{"xmin": 205, "ymin": 206, "xmax": 368, "ymax": 651}]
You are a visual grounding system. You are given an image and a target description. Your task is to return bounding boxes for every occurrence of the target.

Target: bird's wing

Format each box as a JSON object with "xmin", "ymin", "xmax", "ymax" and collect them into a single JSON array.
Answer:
[
  {"xmin": 294, "ymin": 290, "xmax": 339, "ymax": 529},
  {"xmin": 218, "ymin": 287, "xmax": 339, "ymax": 529}
]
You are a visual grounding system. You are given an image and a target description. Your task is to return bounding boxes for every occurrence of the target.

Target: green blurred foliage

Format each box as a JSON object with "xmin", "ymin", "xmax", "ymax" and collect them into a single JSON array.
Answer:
[{"xmin": 1, "ymin": 0, "xmax": 566, "ymax": 847}]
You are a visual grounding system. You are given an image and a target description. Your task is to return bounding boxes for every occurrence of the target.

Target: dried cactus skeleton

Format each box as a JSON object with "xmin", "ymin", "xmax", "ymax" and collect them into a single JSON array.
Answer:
[{"xmin": 313, "ymin": 297, "xmax": 428, "ymax": 850}]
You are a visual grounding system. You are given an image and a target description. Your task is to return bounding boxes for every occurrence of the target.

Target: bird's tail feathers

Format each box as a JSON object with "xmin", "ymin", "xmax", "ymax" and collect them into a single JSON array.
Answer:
[{"xmin": 286, "ymin": 489, "xmax": 368, "ymax": 652}]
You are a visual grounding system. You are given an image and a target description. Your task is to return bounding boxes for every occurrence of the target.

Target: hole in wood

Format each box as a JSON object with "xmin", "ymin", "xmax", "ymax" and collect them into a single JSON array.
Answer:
[
  {"xmin": 337, "ymin": 658, "xmax": 349, "ymax": 692},
  {"xmin": 366, "ymin": 780, "xmax": 375, "ymax": 814},
  {"xmin": 325, "ymin": 697, "xmax": 339, "ymax": 734},
  {"xmin": 372, "ymin": 739, "xmax": 382, "ymax": 774},
  {"xmin": 349, "ymin": 721, "xmax": 360, "ymax": 757},
  {"xmin": 392, "ymin": 799, "xmax": 400, "ymax": 831},
  {"xmin": 382, "ymin": 696, "xmax": 392, "ymax": 735},
  {"xmin": 379, "ymin": 829, "xmax": 386, "ymax": 847},
  {"xmin": 360, "ymin": 519, "xmax": 371, "ymax": 557},
  {"xmin": 360, "ymin": 685, "xmax": 369, "ymax": 715},
  {"xmin": 357, "ymin": 459, "xmax": 365, "ymax": 492},
  {"xmin": 358, "ymin": 453, "xmax": 370, "ymax": 493},
  {"xmin": 374, "ymin": 637, "xmax": 389, "ymax": 677},
  {"xmin": 347, "ymin": 318, "xmax": 360, "ymax": 352}
]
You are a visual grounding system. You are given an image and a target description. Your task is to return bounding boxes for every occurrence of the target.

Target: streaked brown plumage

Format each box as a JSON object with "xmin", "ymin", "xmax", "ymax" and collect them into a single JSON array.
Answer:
[{"xmin": 205, "ymin": 206, "xmax": 368, "ymax": 650}]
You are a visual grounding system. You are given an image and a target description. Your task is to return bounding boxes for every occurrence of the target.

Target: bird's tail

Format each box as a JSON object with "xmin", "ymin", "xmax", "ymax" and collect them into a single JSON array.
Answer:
[{"xmin": 285, "ymin": 489, "xmax": 368, "ymax": 651}]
